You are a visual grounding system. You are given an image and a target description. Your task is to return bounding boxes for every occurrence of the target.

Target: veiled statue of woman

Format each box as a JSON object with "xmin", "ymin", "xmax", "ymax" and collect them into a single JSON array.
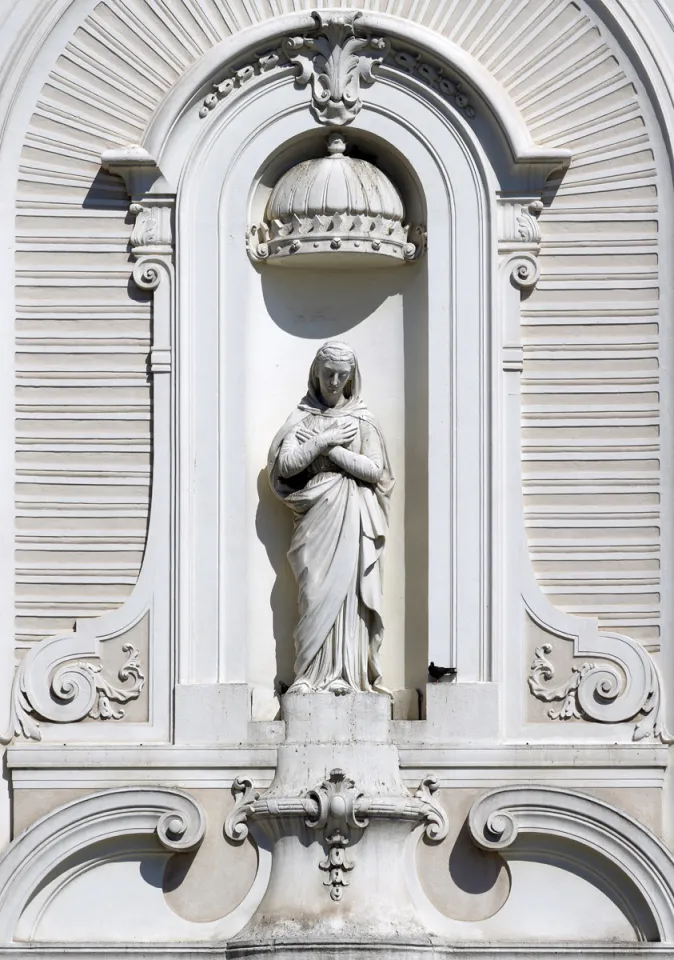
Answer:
[{"xmin": 268, "ymin": 341, "xmax": 395, "ymax": 695}]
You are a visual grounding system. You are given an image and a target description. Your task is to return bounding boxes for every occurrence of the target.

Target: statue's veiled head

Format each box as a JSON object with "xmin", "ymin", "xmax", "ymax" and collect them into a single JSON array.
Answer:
[{"xmin": 309, "ymin": 341, "xmax": 362, "ymax": 408}]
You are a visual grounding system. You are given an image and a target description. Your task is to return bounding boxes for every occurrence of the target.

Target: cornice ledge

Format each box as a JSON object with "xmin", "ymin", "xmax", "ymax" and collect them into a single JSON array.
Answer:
[
  {"xmin": 469, "ymin": 784, "xmax": 674, "ymax": 941},
  {"xmin": 101, "ymin": 145, "xmax": 168, "ymax": 198}
]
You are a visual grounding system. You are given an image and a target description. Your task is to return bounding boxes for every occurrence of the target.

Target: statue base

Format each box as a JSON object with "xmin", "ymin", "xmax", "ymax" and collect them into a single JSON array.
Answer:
[{"xmin": 227, "ymin": 692, "xmax": 448, "ymax": 953}]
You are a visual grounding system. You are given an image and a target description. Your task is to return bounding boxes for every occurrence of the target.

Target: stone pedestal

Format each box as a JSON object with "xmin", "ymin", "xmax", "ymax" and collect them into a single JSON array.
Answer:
[{"xmin": 227, "ymin": 692, "xmax": 448, "ymax": 959}]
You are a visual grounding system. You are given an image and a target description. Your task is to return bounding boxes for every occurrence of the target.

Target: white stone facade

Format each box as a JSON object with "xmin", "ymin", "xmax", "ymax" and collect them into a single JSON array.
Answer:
[{"xmin": 1, "ymin": 0, "xmax": 674, "ymax": 955}]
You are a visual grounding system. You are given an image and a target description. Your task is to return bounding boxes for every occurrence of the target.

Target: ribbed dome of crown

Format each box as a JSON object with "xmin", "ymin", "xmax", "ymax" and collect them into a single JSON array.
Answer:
[
  {"xmin": 248, "ymin": 134, "xmax": 423, "ymax": 266},
  {"xmin": 267, "ymin": 134, "xmax": 404, "ymax": 222}
]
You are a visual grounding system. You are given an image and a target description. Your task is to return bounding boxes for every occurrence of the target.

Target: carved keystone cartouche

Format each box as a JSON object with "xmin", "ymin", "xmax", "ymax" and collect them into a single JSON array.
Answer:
[{"xmin": 225, "ymin": 767, "xmax": 448, "ymax": 902}]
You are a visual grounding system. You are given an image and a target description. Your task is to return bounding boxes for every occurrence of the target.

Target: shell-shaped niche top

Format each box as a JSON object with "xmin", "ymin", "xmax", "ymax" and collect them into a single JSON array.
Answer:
[{"xmin": 247, "ymin": 134, "xmax": 425, "ymax": 266}]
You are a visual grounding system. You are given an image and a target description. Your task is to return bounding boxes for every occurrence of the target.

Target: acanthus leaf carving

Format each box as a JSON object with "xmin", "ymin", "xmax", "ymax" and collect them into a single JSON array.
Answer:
[
  {"xmin": 528, "ymin": 643, "xmax": 596, "ymax": 721},
  {"xmin": 284, "ymin": 12, "xmax": 390, "ymax": 126},
  {"xmin": 225, "ymin": 776, "xmax": 261, "ymax": 842},
  {"xmin": 516, "ymin": 199, "xmax": 543, "ymax": 243},
  {"xmin": 1, "ymin": 643, "xmax": 145, "ymax": 744},
  {"xmin": 198, "ymin": 25, "xmax": 476, "ymax": 128},
  {"xmin": 498, "ymin": 199, "xmax": 543, "ymax": 293},
  {"xmin": 305, "ymin": 768, "xmax": 367, "ymax": 901},
  {"xmin": 414, "ymin": 774, "xmax": 450, "ymax": 842},
  {"xmin": 527, "ymin": 639, "xmax": 673, "ymax": 743},
  {"xmin": 128, "ymin": 201, "xmax": 172, "ymax": 251},
  {"xmin": 74, "ymin": 643, "xmax": 145, "ymax": 720}
]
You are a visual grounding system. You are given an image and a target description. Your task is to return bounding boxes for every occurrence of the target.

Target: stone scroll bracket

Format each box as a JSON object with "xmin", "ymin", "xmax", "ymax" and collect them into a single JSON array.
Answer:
[{"xmin": 496, "ymin": 194, "xmax": 670, "ymax": 744}]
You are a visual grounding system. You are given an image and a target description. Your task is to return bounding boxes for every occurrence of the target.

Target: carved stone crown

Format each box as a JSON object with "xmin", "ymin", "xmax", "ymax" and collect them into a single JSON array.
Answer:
[{"xmin": 248, "ymin": 134, "xmax": 424, "ymax": 265}]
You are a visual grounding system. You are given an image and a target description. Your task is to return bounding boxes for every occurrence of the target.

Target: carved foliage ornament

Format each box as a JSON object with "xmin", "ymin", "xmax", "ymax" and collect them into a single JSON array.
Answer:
[
  {"xmin": 528, "ymin": 642, "xmax": 672, "ymax": 742},
  {"xmin": 306, "ymin": 769, "xmax": 367, "ymax": 900},
  {"xmin": 199, "ymin": 13, "xmax": 475, "ymax": 126},
  {"xmin": 128, "ymin": 202, "xmax": 172, "ymax": 251},
  {"xmin": 286, "ymin": 12, "xmax": 389, "ymax": 126},
  {"xmin": 1, "ymin": 644, "xmax": 145, "ymax": 743}
]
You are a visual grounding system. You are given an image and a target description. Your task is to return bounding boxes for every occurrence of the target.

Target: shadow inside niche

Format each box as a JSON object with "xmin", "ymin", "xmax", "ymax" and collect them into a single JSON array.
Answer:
[
  {"xmin": 447, "ymin": 818, "xmax": 506, "ymax": 896},
  {"xmin": 255, "ymin": 468, "xmax": 297, "ymax": 689},
  {"xmin": 261, "ymin": 265, "xmax": 406, "ymax": 339}
]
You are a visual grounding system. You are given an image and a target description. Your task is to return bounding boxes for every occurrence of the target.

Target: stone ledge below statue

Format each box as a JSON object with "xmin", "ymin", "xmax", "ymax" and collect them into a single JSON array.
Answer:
[
  {"xmin": 282, "ymin": 690, "xmax": 391, "ymax": 743},
  {"xmin": 393, "ymin": 682, "xmax": 500, "ymax": 743},
  {"xmin": 272, "ymin": 691, "xmax": 404, "ymax": 797}
]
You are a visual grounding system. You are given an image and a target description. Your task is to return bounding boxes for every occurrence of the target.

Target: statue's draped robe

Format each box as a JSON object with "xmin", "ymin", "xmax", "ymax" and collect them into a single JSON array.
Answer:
[{"xmin": 268, "ymin": 391, "xmax": 394, "ymax": 693}]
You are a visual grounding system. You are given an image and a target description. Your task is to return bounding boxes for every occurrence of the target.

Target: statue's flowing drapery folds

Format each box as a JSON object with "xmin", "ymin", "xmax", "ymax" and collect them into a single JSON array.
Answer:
[{"xmin": 268, "ymin": 344, "xmax": 395, "ymax": 694}]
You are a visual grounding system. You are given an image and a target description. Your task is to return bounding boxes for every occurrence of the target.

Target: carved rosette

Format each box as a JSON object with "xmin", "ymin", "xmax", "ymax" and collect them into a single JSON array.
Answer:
[{"xmin": 225, "ymin": 768, "xmax": 448, "ymax": 902}]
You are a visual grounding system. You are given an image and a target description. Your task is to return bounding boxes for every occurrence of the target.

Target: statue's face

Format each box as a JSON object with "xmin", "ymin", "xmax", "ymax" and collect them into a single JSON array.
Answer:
[{"xmin": 316, "ymin": 358, "xmax": 352, "ymax": 406}]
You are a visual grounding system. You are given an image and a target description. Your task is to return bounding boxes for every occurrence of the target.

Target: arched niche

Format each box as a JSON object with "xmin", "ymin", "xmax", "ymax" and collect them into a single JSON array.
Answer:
[
  {"xmin": 176, "ymin": 75, "xmax": 491, "ymax": 699},
  {"xmin": 244, "ymin": 127, "xmax": 429, "ymax": 694}
]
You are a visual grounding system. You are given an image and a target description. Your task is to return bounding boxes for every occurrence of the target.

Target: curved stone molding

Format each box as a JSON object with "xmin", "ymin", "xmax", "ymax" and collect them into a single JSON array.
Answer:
[
  {"xmin": 194, "ymin": 15, "xmax": 477, "ymax": 133},
  {"xmin": 198, "ymin": 48, "xmax": 287, "ymax": 119},
  {"xmin": 521, "ymin": 548, "xmax": 671, "ymax": 742},
  {"xmin": 496, "ymin": 191, "xmax": 670, "ymax": 744},
  {"xmin": 0, "ymin": 130, "xmax": 176, "ymax": 745},
  {"xmin": 468, "ymin": 785, "xmax": 674, "ymax": 941},
  {"xmin": 384, "ymin": 46, "xmax": 475, "ymax": 120},
  {"xmin": 225, "ymin": 769, "xmax": 449, "ymax": 848},
  {"xmin": 506, "ymin": 251, "xmax": 540, "ymax": 291},
  {"xmin": 143, "ymin": 12, "xmax": 571, "ymax": 179},
  {"xmin": 0, "ymin": 787, "xmax": 206, "ymax": 944},
  {"xmin": 527, "ymin": 636, "xmax": 670, "ymax": 742}
]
